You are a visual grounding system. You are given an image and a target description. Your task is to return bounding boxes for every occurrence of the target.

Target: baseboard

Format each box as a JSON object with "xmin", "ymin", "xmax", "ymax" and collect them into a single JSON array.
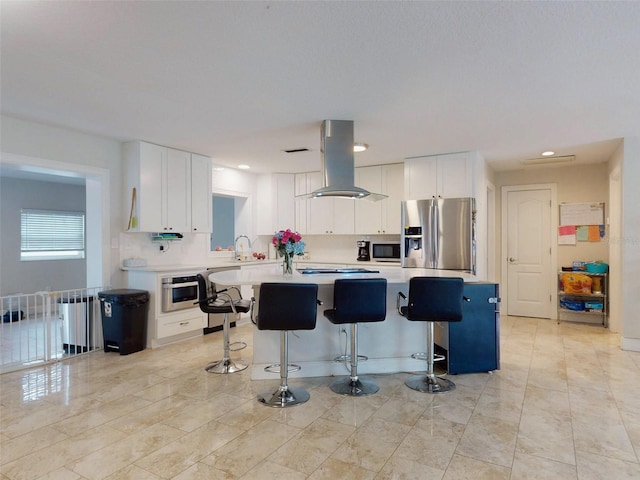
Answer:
[{"xmin": 621, "ymin": 336, "xmax": 640, "ymax": 352}]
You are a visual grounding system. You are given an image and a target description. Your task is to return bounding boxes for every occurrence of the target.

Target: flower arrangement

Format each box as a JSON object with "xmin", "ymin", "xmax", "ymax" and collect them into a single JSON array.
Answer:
[{"xmin": 272, "ymin": 229, "xmax": 305, "ymax": 274}]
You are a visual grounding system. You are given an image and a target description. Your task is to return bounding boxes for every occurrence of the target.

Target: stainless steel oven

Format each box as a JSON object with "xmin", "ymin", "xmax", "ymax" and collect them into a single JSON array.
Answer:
[{"xmin": 161, "ymin": 275, "xmax": 199, "ymax": 312}]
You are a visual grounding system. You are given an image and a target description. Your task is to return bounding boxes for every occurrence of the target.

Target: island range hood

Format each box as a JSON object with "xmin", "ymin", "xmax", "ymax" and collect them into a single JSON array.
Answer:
[{"xmin": 298, "ymin": 120, "xmax": 387, "ymax": 201}]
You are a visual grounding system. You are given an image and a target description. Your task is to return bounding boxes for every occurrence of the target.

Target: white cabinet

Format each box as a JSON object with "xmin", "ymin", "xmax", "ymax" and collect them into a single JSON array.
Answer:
[
  {"xmin": 190, "ymin": 153, "xmax": 213, "ymax": 233},
  {"xmin": 404, "ymin": 151, "xmax": 475, "ymax": 200},
  {"xmin": 355, "ymin": 163, "xmax": 404, "ymax": 234},
  {"xmin": 295, "ymin": 171, "xmax": 355, "ymax": 235},
  {"xmin": 124, "ymin": 141, "xmax": 212, "ymax": 233},
  {"xmin": 295, "ymin": 173, "xmax": 309, "ymax": 235},
  {"xmin": 165, "ymin": 148, "xmax": 191, "ymax": 232},
  {"xmin": 306, "ymin": 171, "xmax": 355, "ymax": 234},
  {"xmin": 125, "ymin": 269, "xmax": 206, "ymax": 348},
  {"xmin": 256, "ymin": 173, "xmax": 295, "ymax": 235}
]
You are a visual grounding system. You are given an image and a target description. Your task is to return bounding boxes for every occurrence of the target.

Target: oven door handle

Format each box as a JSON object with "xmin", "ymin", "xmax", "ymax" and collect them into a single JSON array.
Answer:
[{"xmin": 163, "ymin": 281, "xmax": 199, "ymax": 289}]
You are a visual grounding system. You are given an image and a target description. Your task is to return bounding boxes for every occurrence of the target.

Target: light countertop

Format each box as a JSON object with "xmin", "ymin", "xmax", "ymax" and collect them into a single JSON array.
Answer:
[{"xmin": 209, "ymin": 264, "xmax": 477, "ymax": 286}]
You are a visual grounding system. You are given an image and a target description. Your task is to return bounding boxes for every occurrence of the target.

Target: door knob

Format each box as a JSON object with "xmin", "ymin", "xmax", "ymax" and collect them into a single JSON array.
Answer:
[{"xmin": 508, "ymin": 257, "xmax": 517, "ymax": 263}]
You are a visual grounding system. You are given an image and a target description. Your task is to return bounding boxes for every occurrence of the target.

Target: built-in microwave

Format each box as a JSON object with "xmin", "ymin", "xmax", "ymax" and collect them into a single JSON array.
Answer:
[
  {"xmin": 161, "ymin": 275, "xmax": 199, "ymax": 312},
  {"xmin": 371, "ymin": 242, "xmax": 401, "ymax": 262}
]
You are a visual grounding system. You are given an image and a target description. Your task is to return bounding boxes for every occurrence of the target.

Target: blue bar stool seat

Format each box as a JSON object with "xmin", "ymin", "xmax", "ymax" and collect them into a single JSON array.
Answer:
[
  {"xmin": 397, "ymin": 276, "xmax": 465, "ymax": 393},
  {"xmin": 195, "ymin": 273, "xmax": 251, "ymax": 374},
  {"xmin": 255, "ymin": 283, "xmax": 320, "ymax": 408},
  {"xmin": 324, "ymin": 278, "xmax": 387, "ymax": 396}
]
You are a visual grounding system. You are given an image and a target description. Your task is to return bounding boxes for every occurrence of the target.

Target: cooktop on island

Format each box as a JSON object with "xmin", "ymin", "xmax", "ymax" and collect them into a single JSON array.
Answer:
[{"xmin": 297, "ymin": 268, "xmax": 380, "ymax": 275}]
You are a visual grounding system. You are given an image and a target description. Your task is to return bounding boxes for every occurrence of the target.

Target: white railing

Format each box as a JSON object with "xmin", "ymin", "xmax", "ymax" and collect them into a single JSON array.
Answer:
[{"xmin": 0, "ymin": 287, "xmax": 109, "ymax": 374}]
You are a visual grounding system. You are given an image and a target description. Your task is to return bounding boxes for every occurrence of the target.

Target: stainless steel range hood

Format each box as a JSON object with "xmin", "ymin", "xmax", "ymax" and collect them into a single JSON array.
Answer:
[{"xmin": 298, "ymin": 120, "xmax": 387, "ymax": 201}]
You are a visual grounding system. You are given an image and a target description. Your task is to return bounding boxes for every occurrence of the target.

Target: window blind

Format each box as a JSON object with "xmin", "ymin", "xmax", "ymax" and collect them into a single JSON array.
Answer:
[{"xmin": 21, "ymin": 209, "xmax": 85, "ymax": 260}]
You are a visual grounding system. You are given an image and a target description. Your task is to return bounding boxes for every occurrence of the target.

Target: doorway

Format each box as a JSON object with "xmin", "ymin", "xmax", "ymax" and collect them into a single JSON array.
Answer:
[
  {"xmin": 0, "ymin": 154, "xmax": 110, "ymax": 289},
  {"xmin": 501, "ymin": 184, "xmax": 557, "ymax": 318}
]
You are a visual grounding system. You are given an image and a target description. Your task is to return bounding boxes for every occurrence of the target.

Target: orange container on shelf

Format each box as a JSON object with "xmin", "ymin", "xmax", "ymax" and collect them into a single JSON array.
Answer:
[{"xmin": 562, "ymin": 273, "xmax": 593, "ymax": 294}]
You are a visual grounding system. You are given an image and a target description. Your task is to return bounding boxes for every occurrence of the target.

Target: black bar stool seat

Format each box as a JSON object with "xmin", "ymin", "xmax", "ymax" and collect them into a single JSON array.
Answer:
[
  {"xmin": 398, "ymin": 276, "xmax": 465, "ymax": 393},
  {"xmin": 255, "ymin": 283, "xmax": 319, "ymax": 408},
  {"xmin": 196, "ymin": 273, "xmax": 251, "ymax": 374},
  {"xmin": 324, "ymin": 278, "xmax": 387, "ymax": 396}
]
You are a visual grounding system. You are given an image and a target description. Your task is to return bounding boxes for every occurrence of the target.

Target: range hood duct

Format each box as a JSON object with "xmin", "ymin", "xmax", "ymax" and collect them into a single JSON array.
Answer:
[{"xmin": 299, "ymin": 120, "xmax": 387, "ymax": 201}]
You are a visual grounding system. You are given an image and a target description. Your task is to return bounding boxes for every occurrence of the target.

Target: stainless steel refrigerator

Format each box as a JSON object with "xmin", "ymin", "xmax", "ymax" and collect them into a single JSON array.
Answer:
[{"xmin": 401, "ymin": 197, "xmax": 476, "ymax": 273}]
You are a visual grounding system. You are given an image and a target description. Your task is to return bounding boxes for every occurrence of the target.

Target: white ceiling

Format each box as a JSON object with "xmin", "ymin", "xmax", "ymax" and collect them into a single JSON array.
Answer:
[{"xmin": 1, "ymin": 1, "xmax": 638, "ymax": 178}]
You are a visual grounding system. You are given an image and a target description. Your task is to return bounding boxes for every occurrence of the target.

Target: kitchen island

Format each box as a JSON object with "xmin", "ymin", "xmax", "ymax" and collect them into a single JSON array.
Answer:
[{"xmin": 209, "ymin": 265, "xmax": 499, "ymax": 380}]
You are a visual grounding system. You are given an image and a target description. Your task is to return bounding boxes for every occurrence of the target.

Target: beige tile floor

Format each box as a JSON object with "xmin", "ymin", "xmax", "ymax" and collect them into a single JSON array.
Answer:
[{"xmin": 1, "ymin": 316, "xmax": 639, "ymax": 479}]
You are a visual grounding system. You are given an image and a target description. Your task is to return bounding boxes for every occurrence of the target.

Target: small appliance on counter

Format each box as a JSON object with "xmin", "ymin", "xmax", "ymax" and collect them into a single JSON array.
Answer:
[
  {"xmin": 357, "ymin": 240, "xmax": 371, "ymax": 261},
  {"xmin": 371, "ymin": 242, "xmax": 401, "ymax": 262}
]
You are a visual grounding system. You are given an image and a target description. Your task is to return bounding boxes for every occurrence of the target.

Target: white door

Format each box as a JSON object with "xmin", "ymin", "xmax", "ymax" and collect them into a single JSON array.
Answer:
[{"xmin": 505, "ymin": 188, "xmax": 552, "ymax": 318}]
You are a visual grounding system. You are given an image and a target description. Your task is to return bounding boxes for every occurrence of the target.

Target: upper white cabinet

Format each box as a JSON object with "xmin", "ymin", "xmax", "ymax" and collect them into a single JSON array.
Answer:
[
  {"xmin": 295, "ymin": 171, "xmax": 355, "ymax": 235},
  {"xmin": 404, "ymin": 151, "xmax": 475, "ymax": 200},
  {"xmin": 124, "ymin": 141, "xmax": 212, "ymax": 233},
  {"xmin": 294, "ymin": 173, "xmax": 309, "ymax": 235},
  {"xmin": 190, "ymin": 153, "xmax": 213, "ymax": 233},
  {"xmin": 256, "ymin": 173, "xmax": 295, "ymax": 235},
  {"xmin": 355, "ymin": 163, "xmax": 404, "ymax": 234}
]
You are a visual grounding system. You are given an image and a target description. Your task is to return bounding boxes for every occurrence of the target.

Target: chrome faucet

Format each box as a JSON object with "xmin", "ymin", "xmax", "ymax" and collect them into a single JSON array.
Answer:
[{"xmin": 234, "ymin": 235, "xmax": 252, "ymax": 261}]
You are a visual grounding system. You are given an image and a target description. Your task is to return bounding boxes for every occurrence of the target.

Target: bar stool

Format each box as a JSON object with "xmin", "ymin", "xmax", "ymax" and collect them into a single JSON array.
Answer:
[
  {"xmin": 397, "ymin": 276, "xmax": 465, "ymax": 393},
  {"xmin": 195, "ymin": 273, "xmax": 251, "ymax": 374},
  {"xmin": 323, "ymin": 278, "xmax": 387, "ymax": 396},
  {"xmin": 254, "ymin": 283, "xmax": 319, "ymax": 408}
]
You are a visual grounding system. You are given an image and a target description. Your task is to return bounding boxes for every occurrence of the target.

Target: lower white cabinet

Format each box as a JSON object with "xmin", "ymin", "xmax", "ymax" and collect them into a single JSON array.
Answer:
[
  {"xmin": 126, "ymin": 269, "xmax": 206, "ymax": 348},
  {"xmin": 157, "ymin": 309, "xmax": 205, "ymax": 339}
]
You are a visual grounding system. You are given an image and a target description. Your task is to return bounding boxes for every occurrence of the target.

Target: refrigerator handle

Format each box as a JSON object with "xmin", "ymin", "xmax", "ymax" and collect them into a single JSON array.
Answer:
[{"xmin": 431, "ymin": 200, "xmax": 438, "ymax": 267}]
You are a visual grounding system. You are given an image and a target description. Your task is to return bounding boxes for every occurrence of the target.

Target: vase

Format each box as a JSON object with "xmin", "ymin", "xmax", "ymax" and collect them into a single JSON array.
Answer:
[{"xmin": 282, "ymin": 253, "xmax": 293, "ymax": 275}]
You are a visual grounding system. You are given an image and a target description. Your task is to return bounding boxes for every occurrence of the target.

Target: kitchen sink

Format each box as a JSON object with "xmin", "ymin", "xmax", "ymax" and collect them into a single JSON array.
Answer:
[{"xmin": 297, "ymin": 268, "xmax": 380, "ymax": 275}]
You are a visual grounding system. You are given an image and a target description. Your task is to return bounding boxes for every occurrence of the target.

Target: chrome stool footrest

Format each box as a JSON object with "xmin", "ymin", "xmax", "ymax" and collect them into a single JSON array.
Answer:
[
  {"xmin": 333, "ymin": 354, "xmax": 368, "ymax": 363},
  {"xmin": 229, "ymin": 341, "xmax": 247, "ymax": 352},
  {"xmin": 410, "ymin": 352, "xmax": 444, "ymax": 362},
  {"xmin": 264, "ymin": 363, "xmax": 301, "ymax": 374}
]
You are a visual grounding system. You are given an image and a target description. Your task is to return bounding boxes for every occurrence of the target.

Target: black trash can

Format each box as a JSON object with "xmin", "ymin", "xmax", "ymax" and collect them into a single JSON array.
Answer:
[{"xmin": 98, "ymin": 289, "xmax": 149, "ymax": 355}]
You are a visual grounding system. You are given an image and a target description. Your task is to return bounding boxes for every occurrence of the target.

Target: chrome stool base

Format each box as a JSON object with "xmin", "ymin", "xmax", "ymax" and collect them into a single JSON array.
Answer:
[
  {"xmin": 205, "ymin": 358, "xmax": 248, "ymax": 374},
  {"xmin": 405, "ymin": 374, "xmax": 455, "ymax": 394},
  {"xmin": 258, "ymin": 386, "xmax": 310, "ymax": 408},
  {"xmin": 330, "ymin": 377, "xmax": 379, "ymax": 396}
]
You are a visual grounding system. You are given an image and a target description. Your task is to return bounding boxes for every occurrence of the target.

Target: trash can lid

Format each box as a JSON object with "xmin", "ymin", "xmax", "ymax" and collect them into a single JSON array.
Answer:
[
  {"xmin": 57, "ymin": 294, "xmax": 94, "ymax": 303},
  {"xmin": 98, "ymin": 289, "xmax": 149, "ymax": 303}
]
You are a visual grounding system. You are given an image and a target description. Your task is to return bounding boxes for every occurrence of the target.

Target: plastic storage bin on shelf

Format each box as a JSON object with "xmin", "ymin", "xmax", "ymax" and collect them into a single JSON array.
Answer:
[
  {"xmin": 58, "ymin": 295, "xmax": 97, "ymax": 353},
  {"xmin": 98, "ymin": 289, "xmax": 149, "ymax": 355}
]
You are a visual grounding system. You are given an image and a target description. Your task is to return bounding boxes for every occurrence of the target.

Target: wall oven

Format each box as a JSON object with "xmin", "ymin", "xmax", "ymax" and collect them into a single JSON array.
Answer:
[{"xmin": 161, "ymin": 275, "xmax": 199, "ymax": 313}]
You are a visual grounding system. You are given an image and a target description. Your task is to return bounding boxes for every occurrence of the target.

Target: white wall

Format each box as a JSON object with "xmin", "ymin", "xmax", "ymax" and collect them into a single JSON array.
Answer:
[
  {"xmin": 1, "ymin": 115, "xmax": 122, "ymax": 288},
  {"xmin": 0, "ymin": 177, "xmax": 87, "ymax": 294},
  {"xmin": 608, "ymin": 146, "xmax": 623, "ymax": 333},
  {"xmin": 495, "ymin": 163, "xmax": 610, "ymax": 275},
  {"xmin": 619, "ymin": 137, "xmax": 640, "ymax": 349}
]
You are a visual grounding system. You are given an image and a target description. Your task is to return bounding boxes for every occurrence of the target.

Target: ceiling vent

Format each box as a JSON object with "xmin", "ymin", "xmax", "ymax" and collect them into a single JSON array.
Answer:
[
  {"xmin": 521, "ymin": 155, "xmax": 575, "ymax": 166},
  {"xmin": 297, "ymin": 120, "xmax": 386, "ymax": 201},
  {"xmin": 283, "ymin": 148, "xmax": 310, "ymax": 153}
]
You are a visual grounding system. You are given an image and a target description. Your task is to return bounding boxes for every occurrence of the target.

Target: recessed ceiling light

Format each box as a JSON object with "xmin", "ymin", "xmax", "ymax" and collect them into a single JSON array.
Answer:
[
  {"xmin": 237, "ymin": 164, "xmax": 250, "ymax": 170},
  {"xmin": 354, "ymin": 143, "xmax": 368, "ymax": 153},
  {"xmin": 541, "ymin": 151, "xmax": 555, "ymax": 156}
]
